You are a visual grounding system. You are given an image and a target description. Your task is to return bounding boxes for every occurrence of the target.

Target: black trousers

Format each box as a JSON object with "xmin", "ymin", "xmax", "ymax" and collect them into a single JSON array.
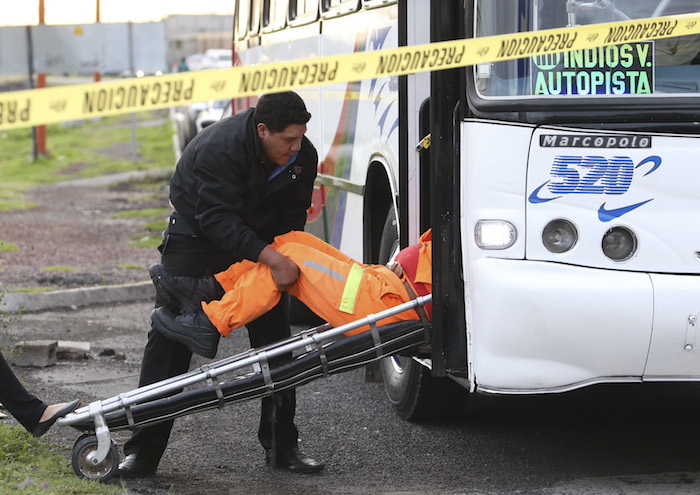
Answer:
[
  {"xmin": 0, "ymin": 350, "xmax": 46, "ymax": 432},
  {"xmin": 123, "ymin": 233, "xmax": 299, "ymax": 466}
]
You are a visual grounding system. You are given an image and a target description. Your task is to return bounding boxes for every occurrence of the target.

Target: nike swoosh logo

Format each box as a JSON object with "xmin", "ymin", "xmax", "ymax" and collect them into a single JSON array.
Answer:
[
  {"xmin": 528, "ymin": 181, "xmax": 561, "ymax": 204},
  {"xmin": 636, "ymin": 155, "xmax": 661, "ymax": 176},
  {"xmin": 598, "ymin": 199, "xmax": 653, "ymax": 222}
]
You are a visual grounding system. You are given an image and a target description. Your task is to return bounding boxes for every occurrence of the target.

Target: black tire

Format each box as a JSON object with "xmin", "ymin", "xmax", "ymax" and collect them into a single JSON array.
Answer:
[
  {"xmin": 71, "ymin": 434, "xmax": 119, "ymax": 482},
  {"xmin": 377, "ymin": 208, "xmax": 467, "ymax": 421},
  {"xmin": 376, "ymin": 208, "xmax": 428, "ymax": 420},
  {"xmin": 377, "ymin": 207, "xmax": 400, "ymax": 267}
]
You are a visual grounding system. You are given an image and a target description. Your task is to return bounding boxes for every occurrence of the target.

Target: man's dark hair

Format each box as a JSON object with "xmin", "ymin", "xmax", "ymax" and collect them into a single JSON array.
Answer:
[{"xmin": 254, "ymin": 91, "xmax": 311, "ymax": 133}]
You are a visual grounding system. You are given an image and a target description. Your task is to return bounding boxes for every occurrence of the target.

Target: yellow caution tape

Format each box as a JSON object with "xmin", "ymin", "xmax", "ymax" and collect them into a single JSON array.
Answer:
[{"xmin": 1, "ymin": 13, "xmax": 698, "ymax": 130}]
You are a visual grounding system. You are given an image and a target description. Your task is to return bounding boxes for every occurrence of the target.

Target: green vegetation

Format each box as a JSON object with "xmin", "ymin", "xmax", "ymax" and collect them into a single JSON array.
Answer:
[
  {"xmin": 129, "ymin": 235, "xmax": 162, "ymax": 250},
  {"xmin": 0, "ymin": 284, "xmax": 22, "ymax": 336},
  {"xmin": 145, "ymin": 219, "xmax": 169, "ymax": 232},
  {"xmin": 115, "ymin": 264, "xmax": 143, "ymax": 270},
  {"xmin": 0, "ymin": 424, "xmax": 123, "ymax": 494},
  {"xmin": 0, "ymin": 200, "xmax": 38, "ymax": 211},
  {"xmin": 39, "ymin": 266, "xmax": 78, "ymax": 273},
  {"xmin": 111, "ymin": 207, "xmax": 169, "ymax": 219},
  {"xmin": 111, "ymin": 208, "xmax": 169, "ymax": 249},
  {"xmin": 6, "ymin": 287, "xmax": 54, "ymax": 294},
  {"xmin": 126, "ymin": 193, "xmax": 164, "ymax": 202},
  {"xmin": 0, "ymin": 241, "xmax": 19, "ymax": 253},
  {"xmin": 0, "ymin": 110, "xmax": 174, "ymax": 202}
]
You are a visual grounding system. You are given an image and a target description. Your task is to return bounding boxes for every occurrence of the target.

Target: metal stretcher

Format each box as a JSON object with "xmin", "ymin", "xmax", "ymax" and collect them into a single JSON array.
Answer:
[{"xmin": 59, "ymin": 295, "xmax": 431, "ymax": 481}]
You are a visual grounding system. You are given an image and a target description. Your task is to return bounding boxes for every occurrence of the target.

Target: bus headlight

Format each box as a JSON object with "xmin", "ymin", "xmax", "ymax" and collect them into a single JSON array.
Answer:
[
  {"xmin": 602, "ymin": 226, "xmax": 637, "ymax": 262},
  {"xmin": 474, "ymin": 220, "xmax": 516, "ymax": 250},
  {"xmin": 542, "ymin": 219, "xmax": 577, "ymax": 253}
]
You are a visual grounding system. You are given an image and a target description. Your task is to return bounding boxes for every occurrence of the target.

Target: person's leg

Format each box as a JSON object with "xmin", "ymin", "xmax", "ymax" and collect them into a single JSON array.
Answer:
[
  {"xmin": 278, "ymin": 241, "xmax": 411, "ymax": 332},
  {"xmin": 204, "ymin": 260, "xmax": 281, "ymax": 335},
  {"xmin": 273, "ymin": 231, "xmax": 355, "ymax": 264},
  {"xmin": 245, "ymin": 292, "xmax": 323, "ymax": 472},
  {"xmin": 120, "ymin": 233, "xmax": 235, "ymax": 476},
  {"xmin": 202, "ymin": 233, "xmax": 355, "ymax": 334},
  {"xmin": 121, "ymin": 298, "xmax": 193, "ymax": 470},
  {"xmin": 0, "ymin": 350, "xmax": 46, "ymax": 432},
  {"xmin": 245, "ymin": 292, "xmax": 298, "ymax": 452}
]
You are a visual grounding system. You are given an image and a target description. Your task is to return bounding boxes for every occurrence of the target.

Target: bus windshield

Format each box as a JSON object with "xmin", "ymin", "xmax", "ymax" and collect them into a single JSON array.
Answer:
[{"xmin": 474, "ymin": 0, "xmax": 700, "ymax": 99}]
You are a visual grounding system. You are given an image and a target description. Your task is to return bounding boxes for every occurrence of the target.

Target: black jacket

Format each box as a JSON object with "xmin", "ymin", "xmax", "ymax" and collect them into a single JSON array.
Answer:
[{"xmin": 170, "ymin": 107, "xmax": 318, "ymax": 262}]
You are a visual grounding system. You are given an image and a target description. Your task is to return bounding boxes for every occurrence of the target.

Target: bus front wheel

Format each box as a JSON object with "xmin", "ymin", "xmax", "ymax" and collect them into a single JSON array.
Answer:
[
  {"xmin": 376, "ymin": 208, "xmax": 449, "ymax": 421},
  {"xmin": 382, "ymin": 355, "xmax": 440, "ymax": 421}
]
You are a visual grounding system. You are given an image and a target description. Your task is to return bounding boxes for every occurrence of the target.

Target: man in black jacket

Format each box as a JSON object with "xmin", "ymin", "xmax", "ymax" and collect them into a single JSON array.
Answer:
[{"xmin": 118, "ymin": 91, "xmax": 323, "ymax": 476}]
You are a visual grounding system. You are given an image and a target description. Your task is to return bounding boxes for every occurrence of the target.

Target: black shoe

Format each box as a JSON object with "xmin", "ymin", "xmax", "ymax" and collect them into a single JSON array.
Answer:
[
  {"xmin": 117, "ymin": 453, "xmax": 157, "ymax": 478},
  {"xmin": 266, "ymin": 447, "xmax": 324, "ymax": 473},
  {"xmin": 31, "ymin": 399, "xmax": 81, "ymax": 437},
  {"xmin": 151, "ymin": 307, "xmax": 221, "ymax": 359},
  {"xmin": 149, "ymin": 263, "xmax": 224, "ymax": 314}
]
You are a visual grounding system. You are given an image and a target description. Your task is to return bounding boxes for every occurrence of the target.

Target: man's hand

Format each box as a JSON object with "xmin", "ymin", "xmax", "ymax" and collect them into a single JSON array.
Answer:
[{"xmin": 258, "ymin": 246, "xmax": 300, "ymax": 291}]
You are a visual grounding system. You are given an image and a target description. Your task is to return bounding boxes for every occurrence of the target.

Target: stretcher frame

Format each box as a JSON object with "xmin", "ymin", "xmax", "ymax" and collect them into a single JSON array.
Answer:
[{"xmin": 59, "ymin": 294, "xmax": 431, "ymax": 481}]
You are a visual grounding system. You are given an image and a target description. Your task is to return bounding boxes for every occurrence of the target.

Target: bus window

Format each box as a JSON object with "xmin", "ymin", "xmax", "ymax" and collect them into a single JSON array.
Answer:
[
  {"xmin": 289, "ymin": 0, "xmax": 319, "ymax": 26},
  {"xmin": 249, "ymin": 0, "xmax": 262, "ymax": 37},
  {"xmin": 263, "ymin": 0, "xmax": 288, "ymax": 32},
  {"xmin": 473, "ymin": 0, "xmax": 700, "ymax": 99},
  {"xmin": 235, "ymin": 0, "xmax": 251, "ymax": 41},
  {"xmin": 320, "ymin": 0, "xmax": 360, "ymax": 19},
  {"xmin": 362, "ymin": 0, "xmax": 396, "ymax": 9}
]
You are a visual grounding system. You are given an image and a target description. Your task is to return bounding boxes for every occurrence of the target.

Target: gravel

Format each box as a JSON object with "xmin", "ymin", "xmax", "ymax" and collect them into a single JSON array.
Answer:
[{"xmin": 0, "ymin": 176, "xmax": 169, "ymax": 292}]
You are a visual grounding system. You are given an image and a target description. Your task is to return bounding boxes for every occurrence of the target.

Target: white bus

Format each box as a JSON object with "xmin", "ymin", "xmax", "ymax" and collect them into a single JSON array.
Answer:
[{"xmin": 232, "ymin": 0, "xmax": 700, "ymax": 420}]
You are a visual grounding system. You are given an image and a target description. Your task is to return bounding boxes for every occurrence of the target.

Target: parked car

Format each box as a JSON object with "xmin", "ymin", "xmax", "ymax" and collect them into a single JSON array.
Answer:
[
  {"xmin": 195, "ymin": 99, "xmax": 232, "ymax": 133},
  {"xmin": 172, "ymin": 100, "xmax": 208, "ymax": 153},
  {"xmin": 200, "ymin": 49, "xmax": 232, "ymax": 70}
]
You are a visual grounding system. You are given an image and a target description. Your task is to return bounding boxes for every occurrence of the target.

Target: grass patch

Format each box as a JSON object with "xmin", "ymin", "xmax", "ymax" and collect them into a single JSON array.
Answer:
[
  {"xmin": 0, "ymin": 241, "xmax": 19, "ymax": 253},
  {"xmin": 129, "ymin": 235, "xmax": 162, "ymax": 250},
  {"xmin": 125, "ymin": 193, "xmax": 164, "ymax": 203},
  {"xmin": 111, "ymin": 207, "xmax": 169, "ymax": 219},
  {"xmin": 39, "ymin": 266, "xmax": 78, "ymax": 273},
  {"xmin": 0, "ymin": 424, "xmax": 122, "ymax": 494},
  {"xmin": 115, "ymin": 264, "xmax": 143, "ymax": 270},
  {"xmin": 0, "ymin": 110, "xmax": 174, "ymax": 198},
  {"xmin": 0, "ymin": 200, "xmax": 39, "ymax": 212},
  {"xmin": 144, "ymin": 219, "xmax": 168, "ymax": 232},
  {"xmin": 113, "ymin": 208, "xmax": 167, "ymax": 249},
  {"xmin": 8, "ymin": 287, "xmax": 55, "ymax": 294}
]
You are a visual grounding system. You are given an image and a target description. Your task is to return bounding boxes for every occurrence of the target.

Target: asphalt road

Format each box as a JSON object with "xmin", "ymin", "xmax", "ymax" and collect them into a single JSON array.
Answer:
[{"xmin": 7, "ymin": 299, "xmax": 700, "ymax": 495}]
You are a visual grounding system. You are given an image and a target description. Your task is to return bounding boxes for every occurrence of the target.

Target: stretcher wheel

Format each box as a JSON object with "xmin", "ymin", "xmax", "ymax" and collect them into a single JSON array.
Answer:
[{"xmin": 71, "ymin": 434, "xmax": 119, "ymax": 482}]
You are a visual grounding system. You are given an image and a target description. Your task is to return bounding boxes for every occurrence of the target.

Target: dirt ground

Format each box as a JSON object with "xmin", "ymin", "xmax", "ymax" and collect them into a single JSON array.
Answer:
[{"xmin": 0, "ymin": 178, "xmax": 169, "ymax": 293}]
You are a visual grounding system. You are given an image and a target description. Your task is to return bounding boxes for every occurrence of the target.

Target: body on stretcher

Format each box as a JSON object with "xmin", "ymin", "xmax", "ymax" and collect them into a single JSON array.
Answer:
[{"xmin": 59, "ymin": 295, "xmax": 431, "ymax": 482}]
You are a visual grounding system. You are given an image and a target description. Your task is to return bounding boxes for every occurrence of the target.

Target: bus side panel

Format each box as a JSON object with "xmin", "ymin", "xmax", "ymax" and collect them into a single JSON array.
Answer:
[
  {"xmin": 644, "ymin": 274, "xmax": 700, "ymax": 379},
  {"xmin": 320, "ymin": 6, "xmax": 399, "ymax": 259}
]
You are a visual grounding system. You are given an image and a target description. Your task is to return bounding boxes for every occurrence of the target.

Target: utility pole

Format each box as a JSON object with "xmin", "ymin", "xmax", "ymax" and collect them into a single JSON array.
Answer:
[
  {"xmin": 35, "ymin": 0, "xmax": 48, "ymax": 156},
  {"xmin": 94, "ymin": 0, "xmax": 101, "ymax": 82},
  {"xmin": 26, "ymin": 26, "xmax": 38, "ymax": 161},
  {"xmin": 128, "ymin": 21, "xmax": 138, "ymax": 164}
]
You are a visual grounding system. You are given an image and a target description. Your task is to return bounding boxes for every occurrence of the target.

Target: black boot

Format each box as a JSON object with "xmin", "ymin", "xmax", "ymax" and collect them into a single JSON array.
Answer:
[
  {"xmin": 151, "ymin": 307, "xmax": 221, "ymax": 359},
  {"xmin": 117, "ymin": 453, "xmax": 157, "ymax": 478},
  {"xmin": 149, "ymin": 263, "xmax": 225, "ymax": 314},
  {"xmin": 266, "ymin": 447, "xmax": 324, "ymax": 473}
]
